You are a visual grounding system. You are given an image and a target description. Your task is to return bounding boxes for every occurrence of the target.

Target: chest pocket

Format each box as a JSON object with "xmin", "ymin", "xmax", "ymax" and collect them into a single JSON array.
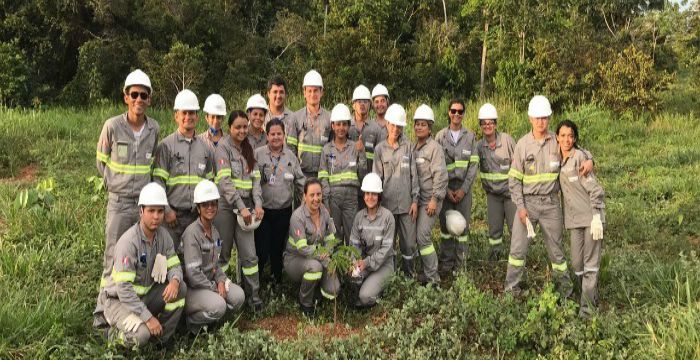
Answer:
[
  {"xmin": 116, "ymin": 141, "xmax": 129, "ymax": 161},
  {"xmin": 416, "ymin": 155, "xmax": 430, "ymax": 176},
  {"xmin": 231, "ymin": 159, "xmax": 243, "ymax": 178},
  {"xmin": 524, "ymin": 154, "xmax": 537, "ymax": 175}
]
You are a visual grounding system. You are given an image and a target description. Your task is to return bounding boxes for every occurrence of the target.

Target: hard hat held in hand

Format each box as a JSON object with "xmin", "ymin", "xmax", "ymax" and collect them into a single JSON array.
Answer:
[
  {"xmin": 330, "ymin": 103, "xmax": 352, "ymax": 122},
  {"xmin": 352, "ymin": 85, "xmax": 371, "ymax": 102},
  {"xmin": 246, "ymin": 94, "xmax": 268, "ymax": 112},
  {"xmin": 174, "ymin": 89, "xmax": 200, "ymax": 111},
  {"xmin": 445, "ymin": 210, "xmax": 467, "ymax": 236},
  {"xmin": 303, "ymin": 70, "xmax": 323, "ymax": 88},
  {"xmin": 203, "ymin": 94, "xmax": 227, "ymax": 116},
  {"xmin": 138, "ymin": 183, "xmax": 168, "ymax": 207},
  {"xmin": 236, "ymin": 209, "xmax": 262, "ymax": 231},
  {"xmin": 193, "ymin": 180, "xmax": 220, "ymax": 204},
  {"xmin": 413, "ymin": 104, "xmax": 434, "ymax": 123},
  {"xmin": 361, "ymin": 173, "xmax": 383, "ymax": 193},
  {"xmin": 124, "ymin": 69, "xmax": 152, "ymax": 93},
  {"xmin": 478, "ymin": 103, "xmax": 498, "ymax": 120},
  {"xmin": 371, "ymin": 84, "xmax": 389, "ymax": 99},
  {"xmin": 385, "ymin": 104, "xmax": 407, "ymax": 127},
  {"xmin": 528, "ymin": 95, "xmax": 552, "ymax": 118}
]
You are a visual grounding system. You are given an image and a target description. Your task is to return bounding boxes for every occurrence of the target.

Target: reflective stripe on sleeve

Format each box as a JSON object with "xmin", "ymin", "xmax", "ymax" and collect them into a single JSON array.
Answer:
[
  {"xmin": 508, "ymin": 256, "xmax": 525, "ymax": 267},
  {"xmin": 166, "ymin": 255, "xmax": 180, "ymax": 269}
]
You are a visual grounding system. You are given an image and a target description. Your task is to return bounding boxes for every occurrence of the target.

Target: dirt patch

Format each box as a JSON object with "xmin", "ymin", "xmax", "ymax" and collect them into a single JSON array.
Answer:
[
  {"xmin": 240, "ymin": 313, "xmax": 366, "ymax": 341},
  {"xmin": 688, "ymin": 235, "xmax": 700, "ymax": 247},
  {"xmin": 0, "ymin": 164, "xmax": 38, "ymax": 184}
]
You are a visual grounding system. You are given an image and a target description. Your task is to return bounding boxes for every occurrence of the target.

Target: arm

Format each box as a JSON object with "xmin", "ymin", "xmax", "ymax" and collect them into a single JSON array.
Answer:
[
  {"xmin": 252, "ymin": 163, "xmax": 262, "ymax": 209},
  {"xmin": 372, "ymin": 146, "xmax": 384, "ymax": 177},
  {"xmin": 113, "ymin": 242, "xmax": 153, "ymax": 322},
  {"xmin": 461, "ymin": 136, "xmax": 479, "ymax": 193},
  {"xmin": 286, "ymin": 114, "xmax": 298, "ymax": 155},
  {"xmin": 364, "ymin": 213, "xmax": 395, "ymax": 272},
  {"xmin": 292, "ymin": 156, "xmax": 306, "ymax": 199},
  {"xmin": 319, "ymin": 147, "xmax": 331, "ymax": 207},
  {"xmin": 356, "ymin": 146, "xmax": 368, "ymax": 181},
  {"xmin": 163, "ymin": 231, "xmax": 183, "ymax": 284},
  {"xmin": 182, "ymin": 230, "xmax": 215, "ymax": 291},
  {"xmin": 95, "ymin": 121, "xmax": 111, "ymax": 178},
  {"xmin": 410, "ymin": 147, "xmax": 419, "ymax": 204},
  {"xmin": 288, "ymin": 212, "xmax": 314, "ymax": 258},
  {"xmin": 508, "ymin": 144, "xmax": 526, "ymax": 211},
  {"xmin": 214, "ymin": 145, "xmax": 246, "ymax": 211},
  {"xmin": 152, "ymin": 143, "xmax": 173, "ymax": 214},
  {"xmin": 431, "ymin": 146, "xmax": 448, "ymax": 202}
]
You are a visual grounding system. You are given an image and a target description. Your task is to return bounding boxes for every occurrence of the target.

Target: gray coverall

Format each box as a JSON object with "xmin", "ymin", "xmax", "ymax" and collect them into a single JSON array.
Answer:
[
  {"xmin": 197, "ymin": 131, "xmax": 227, "ymax": 151},
  {"xmin": 213, "ymin": 136, "xmax": 262, "ymax": 307},
  {"xmin": 413, "ymin": 137, "xmax": 448, "ymax": 283},
  {"xmin": 505, "ymin": 131, "xmax": 573, "ymax": 298},
  {"xmin": 264, "ymin": 108, "xmax": 292, "ymax": 131},
  {"xmin": 182, "ymin": 218, "xmax": 245, "ymax": 332},
  {"xmin": 247, "ymin": 130, "xmax": 267, "ymax": 150},
  {"xmin": 435, "ymin": 127, "xmax": 479, "ymax": 272},
  {"xmin": 372, "ymin": 137, "xmax": 419, "ymax": 276},
  {"xmin": 286, "ymin": 106, "xmax": 331, "ymax": 178},
  {"xmin": 101, "ymin": 223, "xmax": 186, "ymax": 347},
  {"xmin": 284, "ymin": 205, "xmax": 340, "ymax": 308},
  {"xmin": 348, "ymin": 119, "xmax": 381, "ymax": 173},
  {"xmin": 477, "ymin": 132, "xmax": 517, "ymax": 259},
  {"xmin": 560, "ymin": 148, "xmax": 605, "ymax": 315},
  {"xmin": 319, "ymin": 140, "xmax": 366, "ymax": 244},
  {"xmin": 349, "ymin": 206, "xmax": 395, "ymax": 306},
  {"xmin": 153, "ymin": 131, "xmax": 215, "ymax": 252}
]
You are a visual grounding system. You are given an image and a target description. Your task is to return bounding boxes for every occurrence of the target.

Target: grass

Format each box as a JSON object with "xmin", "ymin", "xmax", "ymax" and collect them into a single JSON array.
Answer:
[{"xmin": 0, "ymin": 84, "xmax": 699, "ymax": 358}]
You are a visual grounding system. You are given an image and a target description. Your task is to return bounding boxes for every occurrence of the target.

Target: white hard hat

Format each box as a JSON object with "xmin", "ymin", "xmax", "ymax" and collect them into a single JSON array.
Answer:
[
  {"xmin": 330, "ymin": 103, "xmax": 352, "ymax": 122},
  {"xmin": 528, "ymin": 95, "xmax": 552, "ymax": 118},
  {"xmin": 138, "ymin": 182, "xmax": 168, "ymax": 207},
  {"xmin": 385, "ymin": 104, "xmax": 407, "ymax": 127},
  {"xmin": 246, "ymin": 93, "xmax": 268, "ymax": 112},
  {"xmin": 302, "ymin": 70, "xmax": 323, "ymax": 88},
  {"xmin": 123, "ymin": 69, "xmax": 152, "ymax": 93},
  {"xmin": 193, "ymin": 180, "xmax": 220, "ymax": 204},
  {"xmin": 478, "ymin": 103, "xmax": 498, "ymax": 120},
  {"xmin": 236, "ymin": 209, "xmax": 262, "ymax": 231},
  {"xmin": 352, "ymin": 85, "xmax": 371, "ymax": 101},
  {"xmin": 413, "ymin": 104, "xmax": 434, "ymax": 123},
  {"xmin": 203, "ymin": 94, "xmax": 227, "ymax": 116},
  {"xmin": 173, "ymin": 89, "xmax": 200, "ymax": 111},
  {"xmin": 371, "ymin": 84, "xmax": 389, "ymax": 99},
  {"xmin": 361, "ymin": 173, "xmax": 383, "ymax": 193},
  {"xmin": 445, "ymin": 210, "xmax": 467, "ymax": 236}
]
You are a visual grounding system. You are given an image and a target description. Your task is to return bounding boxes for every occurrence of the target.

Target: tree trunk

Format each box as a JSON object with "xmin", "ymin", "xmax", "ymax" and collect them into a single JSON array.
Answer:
[
  {"xmin": 441, "ymin": 0, "xmax": 447, "ymax": 27},
  {"xmin": 480, "ymin": 19, "xmax": 489, "ymax": 98},
  {"xmin": 519, "ymin": 31, "xmax": 525, "ymax": 64}
]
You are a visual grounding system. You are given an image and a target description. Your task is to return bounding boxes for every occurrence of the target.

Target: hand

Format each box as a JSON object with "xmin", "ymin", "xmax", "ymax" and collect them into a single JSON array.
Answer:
[
  {"xmin": 454, "ymin": 189, "xmax": 466, "ymax": 203},
  {"xmin": 355, "ymin": 135, "xmax": 365, "ymax": 152},
  {"xmin": 254, "ymin": 207, "xmax": 265, "ymax": 221},
  {"xmin": 122, "ymin": 313, "xmax": 143, "ymax": 333},
  {"xmin": 162, "ymin": 278, "xmax": 179, "ymax": 303},
  {"xmin": 224, "ymin": 278, "xmax": 233, "ymax": 292},
  {"xmin": 579, "ymin": 159, "xmax": 594, "ymax": 177},
  {"xmin": 447, "ymin": 190, "xmax": 457, "ymax": 204},
  {"xmin": 145, "ymin": 316, "xmax": 162, "ymax": 337},
  {"xmin": 356, "ymin": 259, "xmax": 366, "ymax": 272},
  {"xmin": 240, "ymin": 207, "xmax": 252, "ymax": 225},
  {"xmin": 426, "ymin": 198, "xmax": 437, "ymax": 217},
  {"xmin": 165, "ymin": 210, "xmax": 178, "ymax": 228},
  {"xmin": 409, "ymin": 203, "xmax": 418, "ymax": 222},
  {"xmin": 217, "ymin": 281, "xmax": 227, "ymax": 298},
  {"xmin": 151, "ymin": 254, "xmax": 168, "ymax": 283},
  {"xmin": 319, "ymin": 252, "xmax": 330, "ymax": 261},
  {"xmin": 517, "ymin": 208, "xmax": 529, "ymax": 225},
  {"xmin": 590, "ymin": 214, "xmax": 604, "ymax": 240}
]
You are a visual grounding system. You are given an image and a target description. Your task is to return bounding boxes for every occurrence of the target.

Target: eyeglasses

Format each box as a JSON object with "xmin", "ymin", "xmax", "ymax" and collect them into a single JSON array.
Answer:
[
  {"xmin": 449, "ymin": 109, "xmax": 465, "ymax": 115},
  {"xmin": 129, "ymin": 91, "xmax": 149, "ymax": 100},
  {"xmin": 199, "ymin": 200, "xmax": 218, "ymax": 209},
  {"xmin": 480, "ymin": 120, "xmax": 496, "ymax": 126}
]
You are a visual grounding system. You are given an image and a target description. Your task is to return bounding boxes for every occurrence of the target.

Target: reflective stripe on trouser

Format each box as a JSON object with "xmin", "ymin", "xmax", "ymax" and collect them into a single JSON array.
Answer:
[
  {"xmin": 438, "ymin": 191, "xmax": 471, "ymax": 272},
  {"xmin": 394, "ymin": 213, "xmax": 417, "ymax": 276},
  {"xmin": 328, "ymin": 186, "xmax": 358, "ymax": 245},
  {"xmin": 504, "ymin": 195, "xmax": 572, "ymax": 298},
  {"xmin": 570, "ymin": 227, "xmax": 602, "ymax": 311},
  {"xmin": 102, "ymin": 281, "xmax": 187, "ymax": 347},
  {"xmin": 486, "ymin": 192, "xmax": 516, "ymax": 250},
  {"xmin": 164, "ymin": 209, "xmax": 198, "ymax": 254},
  {"xmin": 185, "ymin": 286, "xmax": 245, "ymax": 332},
  {"xmin": 417, "ymin": 203, "xmax": 441, "ymax": 283},
  {"xmin": 283, "ymin": 254, "xmax": 340, "ymax": 308},
  {"xmin": 357, "ymin": 260, "xmax": 394, "ymax": 307}
]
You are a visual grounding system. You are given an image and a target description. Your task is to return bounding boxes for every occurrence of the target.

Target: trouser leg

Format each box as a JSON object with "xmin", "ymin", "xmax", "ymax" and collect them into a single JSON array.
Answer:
[
  {"xmin": 341, "ymin": 188, "xmax": 358, "ymax": 245},
  {"xmin": 581, "ymin": 227, "xmax": 602, "ymax": 314},
  {"xmin": 505, "ymin": 212, "xmax": 533, "ymax": 293},
  {"xmin": 142, "ymin": 281, "xmax": 187, "ymax": 343},
  {"xmin": 453, "ymin": 192, "xmax": 471, "ymax": 266},
  {"xmin": 358, "ymin": 260, "xmax": 395, "ymax": 307},
  {"xmin": 416, "ymin": 203, "xmax": 440, "ymax": 283},
  {"xmin": 254, "ymin": 211, "xmax": 273, "ymax": 281},
  {"xmin": 486, "ymin": 193, "xmax": 505, "ymax": 256},
  {"xmin": 270, "ymin": 207, "xmax": 292, "ymax": 281},
  {"xmin": 214, "ymin": 207, "xmax": 236, "ymax": 274},
  {"xmin": 235, "ymin": 221, "xmax": 261, "ymax": 306},
  {"xmin": 185, "ymin": 288, "xmax": 226, "ymax": 332},
  {"xmin": 394, "ymin": 213, "xmax": 417, "ymax": 276},
  {"xmin": 166, "ymin": 210, "xmax": 198, "ymax": 254},
  {"xmin": 102, "ymin": 293, "xmax": 152, "ymax": 347},
  {"xmin": 438, "ymin": 201, "xmax": 455, "ymax": 272},
  {"xmin": 538, "ymin": 198, "xmax": 573, "ymax": 299},
  {"xmin": 570, "ymin": 228, "xmax": 585, "ymax": 293},
  {"xmin": 284, "ymin": 255, "xmax": 323, "ymax": 308}
]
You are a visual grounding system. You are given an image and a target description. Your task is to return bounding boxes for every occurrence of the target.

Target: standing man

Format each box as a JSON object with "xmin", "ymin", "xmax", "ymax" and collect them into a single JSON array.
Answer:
[
  {"xmin": 371, "ymin": 84, "xmax": 390, "ymax": 142},
  {"xmin": 153, "ymin": 89, "xmax": 215, "ymax": 253},
  {"xmin": 286, "ymin": 70, "xmax": 331, "ymax": 178},
  {"xmin": 264, "ymin": 75, "xmax": 292, "ymax": 132},
  {"xmin": 94, "ymin": 69, "xmax": 160, "ymax": 328},
  {"xmin": 348, "ymin": 85, "xmax": 381, "ymax": 174}
]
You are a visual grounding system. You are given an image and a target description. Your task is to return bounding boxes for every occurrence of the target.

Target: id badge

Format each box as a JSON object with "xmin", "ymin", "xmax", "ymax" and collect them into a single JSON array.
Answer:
[{"xmin": 268, "ymin": 174, "xmax": 276, "ymax": 185}]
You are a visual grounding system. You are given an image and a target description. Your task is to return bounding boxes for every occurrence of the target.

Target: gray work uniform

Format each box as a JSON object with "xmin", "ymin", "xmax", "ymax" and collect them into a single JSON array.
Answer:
[
  {"xmin": 319, "ymin": 141, "xmax": 366, "ymax": 244},
  {"xmin": 197, "ymin": 131, "xmax": 227, "ymax": 151},
  {"xmin": 284, "ymin": 205, "xmax": 340, "ymax": 308},
  {"xmin": 477, "ymin": 132, "xmax": 517, "ymax": 255},
  {"xmin": 264, "ymin": 108, "xmax": 293, "ymax": 132},
  {"xmin": 374, "ymin": 119, "xmax": 389, "ymax": 145},
  {"xmin": 153, "ymin": 131, "xmax": 215, "ymax": 252},
  {"xmin": 435, "ymin": 127, "xmax": 479, "ymax": 272},
  {"xmin": 255, "ymin": 146, "xmax": 306, "ymax": 210},
  {"xmin": 349, "ymin": 206, "xmax": 395, "ymax": 306},
  {"xmin": 213, "ymin": 136, "xmax": 262, "ymax": 306},
  {"xmin": 286, "ymin": 107, "xmax": 332, "ymax": 177},
  {"xmin": 560, "ymin": 148, "xmax": 605, "ymax": 315},
  {"xmin": 247, "ymin": 130, "xmax": 267, "ymax": 150},
  {"xmin": 182, "ymin": 218, "xmax": 245, "ymax": 332},
  {"xmin": 348, "ymin": 119, "xmax": 381, "ymax": 173},
  {"xmin": 372, "ymin": 137, "xmax": 419, "ymax": 275},
  {"xmin": 101, "ymin": 223, "xmax": 186, "ymax": 347},
  {"xmin": 413, "ymin": 138, "xmax": 448, "ymax": 283},
  {"xmin": 505, "ymin": 131, "xmax": 572, "ymax": 298}
]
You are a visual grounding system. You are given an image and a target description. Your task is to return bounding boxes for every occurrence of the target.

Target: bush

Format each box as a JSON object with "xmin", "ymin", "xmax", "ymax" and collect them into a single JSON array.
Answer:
[{"xmin": 0, "ymin": 41, "xmax": 30, "ymax": 107}]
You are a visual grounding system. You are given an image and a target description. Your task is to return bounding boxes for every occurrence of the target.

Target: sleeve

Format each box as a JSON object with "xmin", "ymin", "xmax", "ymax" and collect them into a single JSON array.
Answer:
[
  {"xmin": 356, "ymin": 147, "xmax": 368, "ymax": 184},
  {"xmin": 286, "ymin": 114, "xmax": 298, "ymax": 154},
  {"xmin": 113, "ymin": 241, "xmax": 152, "ymax": 322},
  {"xmin": 349, "ymin": 213, "xmax": 362, "ymax": 257},
  {"xmin": 163, "ymin": 231, "xmax": 183, "ymax": 284},
  {"xmin": 182, "ymin": 230, "xmax": 215, "ymax": 291},
  {"xmin": 152, "ymin": 142, "xmax": 173, "ymax": 213},
  {"xmin": 577, "ymin": 152, "xmax": 605, "ymax": 215},
  {"xmin": 508, "ymin": 143, "xmax": 526, "ymax": 211},
  {"xmin": 96, "ymin": 121, "xmax": 111, "ymax": 178},
  {"xmin": 364, "ymin": 213, "xmax": 395, "ymax": 272},
  {"xmin": 410, "ymin": 147, "xmax": 419, "ymax": 204},
  {"xmin": 292, "ymin": 155, "xmax": 306, "ymax": 199},
  {"xmin": 252, "ymin": 160, "xmax": 262, "ymax": 209},
  {"xmin": 214, "ymin": 145, "xmax": 246, "ymax": 211},
  {"xmin": 431, "ymin": 145, "xmax": 448, "ymax": 201},
  {"xmin": 205, "ymin": 147, "xmax": 215, "ymax": 181},
  {"xmin": 319, "ymin": 146, "xmax": 331, "ymax": 207},
  {"xmin": 150, "ymin": 125, "xmax": 160, "ymax": 181},
  {"xmin": 372, "ymin": 146, "xmax": 384, "ymax": 179},
  {"xmin": 461, "ymin": 136, "xmax": 479, "ymax": 193},
  {"xmin": 288, "ymin": 212, "xmax": 314, "ymax": 258}
]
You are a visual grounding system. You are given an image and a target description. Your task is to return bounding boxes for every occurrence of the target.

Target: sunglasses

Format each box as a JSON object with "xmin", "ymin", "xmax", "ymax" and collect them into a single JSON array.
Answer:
[
  {"xmin": 129, "ymin": 91, "xmax": 149, "ymax": 100},
  {"xmin": 480, "ymin": 120, "xmax": 496, "ymax": 126},
  {"xmin": 449, "ymin": 108, "xmax": 465, "ymax": 115},
  {"xmin": 199, "ymin": 200, "xmax": 218, "ymax": 209}
]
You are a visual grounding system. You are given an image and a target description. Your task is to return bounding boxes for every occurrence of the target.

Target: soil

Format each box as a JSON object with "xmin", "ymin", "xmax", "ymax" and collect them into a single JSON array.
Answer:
[
  {"xmin": 240, "ymin": 310, "xmax": 383, "ymax": 341},
  {"xmin": 0, "ymin": 164, "xmax": 38, "ymax": 183}
]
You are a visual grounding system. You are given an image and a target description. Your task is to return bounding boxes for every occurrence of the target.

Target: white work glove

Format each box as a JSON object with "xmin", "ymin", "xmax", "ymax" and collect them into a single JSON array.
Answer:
[
  {"xmin": 151, "ymin": 253, "xmax": 168, "ymax": 283},
  {"xmin": 351, "ymin": 265, "xmax": 361, "ymax": 278},
  {"xmin": 122, "ymin": 313, "xmax": 143, "ymax": 333},
  {"xmin": 525, "ymin": 217, "xmax": 536, "ymax": 239},
  {"xmin": 224, "ymin": 278, "xmax": 232, "ymax": 292},
  {"xmin": 590, "ymin": 214, "xmax": 603, "ymax": 241}
]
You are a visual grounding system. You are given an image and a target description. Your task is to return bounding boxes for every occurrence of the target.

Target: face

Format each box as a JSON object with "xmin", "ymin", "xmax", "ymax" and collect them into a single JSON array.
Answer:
[
  {"xmin": 448, "ymin": 103, "xmax": 465, "ymax": 126},
  {"xmin": 529, "ymin": 116, "xmax": 550, "ymax": 134},
  {"xmin": 353, "ymin": 99, "xmax": 370, "ymax": 117},
  {"xmin": 267, "ymin": 124, "xmax": 285, "ymax": 150},
  {"xmin": 414, "ymin": 119, "xmax": 431, "ymax": 139},
  {"xmin": 268, "ymin": 84, "xmax": 287, "ymax": 108},
  {"xmin": 206, "ymin": 114, "xmax": 224, "ymax": 130},
  {"xmin": 303, "ymin": 86, "xmax": 323, "ymax": 107},
  {"xmin": 124, "ymin": 85, "xmax": 151, "ymax": 117},
  {"xmin": 387, "ymin": 122, "xmax": 402, "ymax": 141},
  {"xmin": 197, "ymin": 200, "xmax": 218, "ymax": 221},
  {"xmin": 364, "ymin": 192, "xmax": 379, "ymax": 209},
  {"xmin": 557, "ymin": 125, "xmax": 576, "ymax": 152},
  {"xmin": 140, "ymin": 206, "xmax": 164, "ymax": 231},
  {"xmin": 248, "ymin": 108, "xmax": 266, "ymax": 130},
  {"xmin": 479, "ymin": 119, "xmax": 497, "ymax": 137},
  {"xmin": 175, "ymin": 109, "xmax": 199, "ymax": 133},
  {"xmin": 229, "ymin": 116, "xmax": 249, "ymax": 143},
  {"xmin": 331, "ymin": 121, "xmax": 349, "ymax": 140},
  {"xmin": 304, "ymin": 183, "xmax": 323, "ymax": 211},
  {"xmin": 373, "ymin": 96, "xmax": 388, "ymax": 116}
]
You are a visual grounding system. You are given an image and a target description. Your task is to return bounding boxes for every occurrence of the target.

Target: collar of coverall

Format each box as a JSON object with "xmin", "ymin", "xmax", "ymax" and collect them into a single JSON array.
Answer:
[
  {"xmin": 194, "ymin": 216, "xmax": 215, "ymax": 241},
  {"xmin": 175, "ymin": 129, "xmax": 195, "ymax": 143},
  {"xmin": 137, "ymin": 220, "xmax": 161, "ymax": 245},
  {"xmin": 122, "ymin": 113, "xmax": 154, "ymax": 131},
  {"xmin": 527, "ymin": 130, "xmax": 554, "ymax": 145},
  {"xmin": 481, "ymin": 131, "xmax": 503, "ymax": 148}
]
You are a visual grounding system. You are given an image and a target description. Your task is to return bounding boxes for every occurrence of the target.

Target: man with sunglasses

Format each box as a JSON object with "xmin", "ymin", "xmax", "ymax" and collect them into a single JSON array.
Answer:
[
  {"xmin": 94, "ymin": 69, "xmax": 160, "ymax": 329},
  {"xmin": 435, "ymin": 99, "xmax": 479, "ymax": 275}
]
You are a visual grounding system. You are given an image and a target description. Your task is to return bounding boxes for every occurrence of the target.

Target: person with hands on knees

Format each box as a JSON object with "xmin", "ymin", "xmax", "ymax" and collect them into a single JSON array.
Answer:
[
  {"xmin": 556, "ymin": 120, "xmax": 605, "ymax": 317},
  {"xmin": 100, "ymin": 183, "xmax": 186, "ymax": 347},
  {"xmin": 284, "ymin": 178, "xmax": 341, "ymax": 317},
  {"xmin": 348, "ymin": 173, "xmax": 395, "ymax": 308},
  {"xmin": 183, "ymin": 180, "xmax": 245, "ymax": 333}
]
